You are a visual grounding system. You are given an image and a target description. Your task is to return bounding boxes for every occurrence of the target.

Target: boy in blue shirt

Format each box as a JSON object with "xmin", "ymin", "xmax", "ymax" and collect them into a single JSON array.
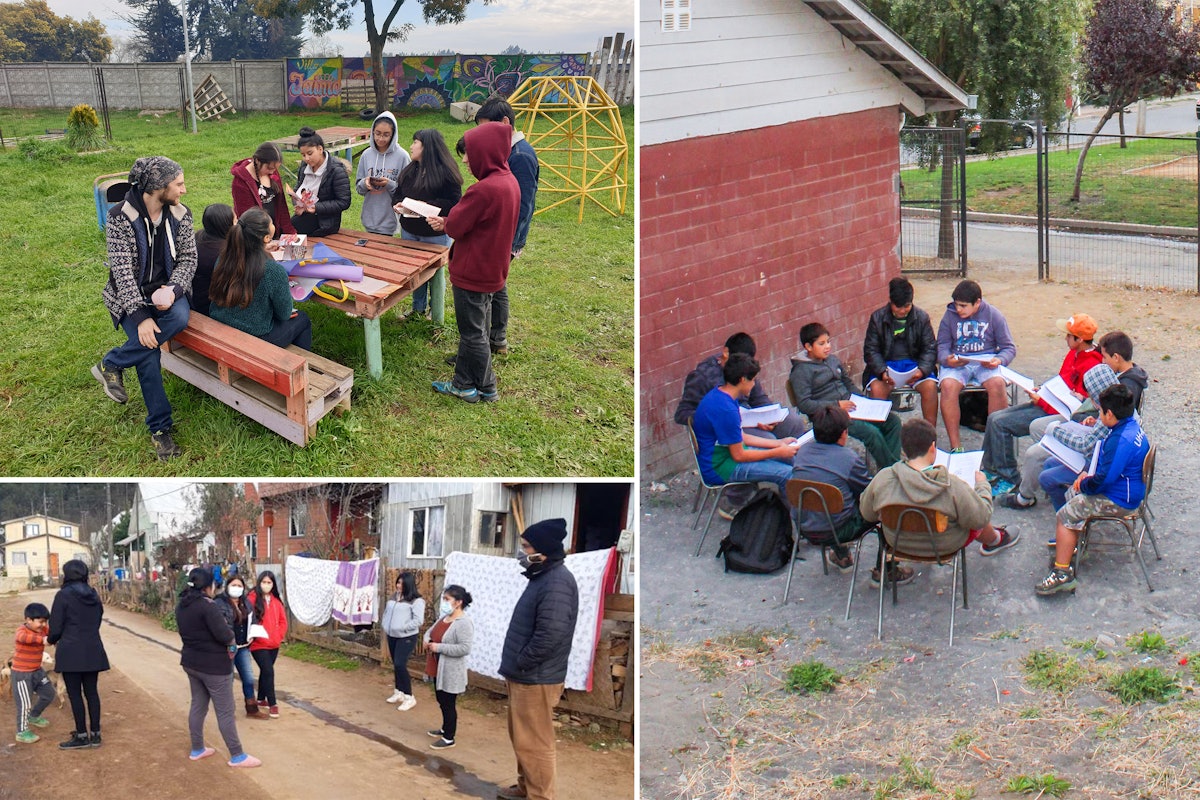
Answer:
[
  {"xmin": 692, "ymin": 354, "xmax": 801, "ymax": 502},
  {"xmin": 1035, "ymin": 384, "xmax": 1149, "ymax": 596}
]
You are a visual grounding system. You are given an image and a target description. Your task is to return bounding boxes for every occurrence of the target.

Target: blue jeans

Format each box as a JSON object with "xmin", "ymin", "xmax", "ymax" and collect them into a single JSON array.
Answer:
[
  {"xmin": 451, "ymin": 285, "xmax": 497, "ymax": 394},
  {"xmin": 401, "ymin": 230, "xmax": 451, "ymax": 312},
  {"xmin": 231, "ymin": 647, "xmax": 255, "ymax": 700},
  {"xmin": 1039, "ymin": 457, "xmax": 1079, "ymax": 511},
  {"xmin": 103, "ymin": 298, "xmax": 190, "ymax": 433},
  {"xmin": 981, "ymin": 402, "xmax": 1049, "ymax": 484},
  {"xmin": 262, "ymin": 310, "xmax": 312, "ymax": 351},
  {"xmin": 729, "ymin": 456, "xmax": 794, "ymax": 504}
]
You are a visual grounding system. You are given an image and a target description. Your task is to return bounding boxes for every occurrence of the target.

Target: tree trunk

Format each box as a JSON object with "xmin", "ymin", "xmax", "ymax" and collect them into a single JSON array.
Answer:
[
  {"xmin": 937, "ymin": 130, "xmax": 957, "ymax": 261},
  {"xmin": 1070, "ymin": 109, "xmax": 1117, "ymax": 202},
  {"xmin": 370, "ymin": 39, "xmax": 387, "ymax": 113},
  {"xmin": 1118, "ymin": 108, "xmax": 1126, "ymax": 148}
]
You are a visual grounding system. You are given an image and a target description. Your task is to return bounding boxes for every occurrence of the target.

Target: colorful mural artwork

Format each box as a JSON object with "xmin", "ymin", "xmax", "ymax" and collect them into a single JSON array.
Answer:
[
  {"xmin": 286, "ymin": 54, "xmax": 589, "ymax": 110},
  {"xmin": 287, "ymin": 58, "xmax": 343, "ymax": 109}
]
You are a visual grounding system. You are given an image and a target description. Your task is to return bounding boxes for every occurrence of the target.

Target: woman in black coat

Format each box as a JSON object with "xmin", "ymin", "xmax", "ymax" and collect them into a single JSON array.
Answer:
[{"xmin": 48, "ymin": 559, "xmax": 110, "ymax": 750}]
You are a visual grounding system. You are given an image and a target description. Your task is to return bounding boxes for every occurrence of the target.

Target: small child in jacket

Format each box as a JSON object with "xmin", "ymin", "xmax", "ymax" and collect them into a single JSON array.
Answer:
[{"xmin": 12, "ymin": 602, "xmax": 56, "ymax": 743}]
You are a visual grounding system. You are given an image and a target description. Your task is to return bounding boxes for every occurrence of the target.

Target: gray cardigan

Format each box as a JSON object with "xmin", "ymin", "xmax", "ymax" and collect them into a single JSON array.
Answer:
[
  {"xmin": 423, "ymin": 614, "xmax": 473, "ymax": 695},
  {"xmin": 382, "ymin": 597, "xmax": 426, "ymax": 638}
]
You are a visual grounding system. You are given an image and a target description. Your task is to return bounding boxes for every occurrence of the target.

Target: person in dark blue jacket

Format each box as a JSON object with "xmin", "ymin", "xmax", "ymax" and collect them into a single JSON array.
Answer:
[
  {"xmin": 48, "ymin": 559, "xmax": 110, "ymax": 750},
  {"xmin": 497, "ymin": 519, "xmax": 578, "ymax": 800},
  {"xmin": 1036, "ymin": 384, "xmax": 1149, "ymax": 596}
]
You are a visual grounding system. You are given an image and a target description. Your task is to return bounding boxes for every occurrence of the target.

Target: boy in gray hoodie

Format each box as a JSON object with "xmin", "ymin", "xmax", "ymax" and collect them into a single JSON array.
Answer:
[{"xmin": 356, "ymin": 111, "xmax": 410, "ymax": 235}]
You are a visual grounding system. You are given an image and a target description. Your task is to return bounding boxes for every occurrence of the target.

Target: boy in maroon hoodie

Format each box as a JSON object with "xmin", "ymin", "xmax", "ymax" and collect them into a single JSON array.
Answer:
[{"xmin": 428, "ymin": 122, "xmax": 520, "ymax": 402}]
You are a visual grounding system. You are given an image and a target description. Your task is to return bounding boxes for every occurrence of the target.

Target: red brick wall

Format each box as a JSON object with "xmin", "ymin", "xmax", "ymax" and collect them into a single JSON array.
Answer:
[{"xmin": 641, "ymin": 106, "xmax": 903, "ymax": 478}]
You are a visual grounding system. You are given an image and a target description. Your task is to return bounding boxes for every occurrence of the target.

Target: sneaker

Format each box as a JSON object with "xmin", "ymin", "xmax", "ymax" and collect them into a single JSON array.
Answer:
[
  {"xmin": 497, "ymin": 785, "xmax": 529, "ymax": 800},
  {"xmin": 990, "ymin": 479, "xmax": 1015, "ymax": 497},
  {"xmin": 444, "ymin": 353, "xmax": 458, "ymax": 366},
  {"xmin": 870, "ymin": 564, "xmax": 916, "ymax": 587},
  {"xmin": 27, "ymin": 715, "xmax": 50, "ymax": 728},
  {"xmin": 999, "ymin": 491, "xmax": 1037, "ymax": 510},
  {"xmin": 432, "ymin": 381, "xmax": 479, "ymax": 403},
  {"xmin": 59, "ymin": 732, "xmax": 91, "ymax": 750},
  {"xmin": 189, "ymin": 746, "xmax": 216, "ymax": 761},
  {"xmin": 16, "ymin": 730, "xmax": 39, "ymax": 744},
  {"xmin": 89, "ymin": 732, "xmax": 102, "ymax": 748},
  {"xmin": 980, "ymin": 526, "xmax": 1021, "ymax": 556},
  {"xmin": 402, "ymin": 308, "xmax": 431, "ymax": 322},
  {"xmin": 269, "ymin": 706, "xmax": 279, "ymax": 718},
  {"xmin": 479, "ymin": 390, "xmax": 499, "ymax": 403},
  {"xmin": 950, "ymin": 447, "xmax": 965, "ymax": 454},
  {"xmin": 228, "ymin": 753, "xmax": 262, "ymax": 768},
  {"xmin": 91, "ymin": 361, "xmax": 127, "ymax": 404},
  {"xmin": 151, "ymin": 430, "xmax": 182, "ymax": 461},
  {"xmin": 430, "ymin": 737, "xmax": 456, "ymax": 750},
  {"xmin": 386, "ymin": 690, "xmax": 404, "ymax": 704},
  {"xmin": 490, "ymin": 341, "xmax": 508, "ymax": 355},
  {"xmin": 397, "ymin": 695, "xmax": 417, "ymax": 712},
  {"xmin": 426, "ymin": 729, "xmax": 444, "ymax": 738},
  {"xmin": 825, "ymin": 550, "xmax": 855, "ymax": 574},
  {"xmin": 257, "ymin": 700, "xmax": 270, "ymax": 710},
  {"xmin": 1035, "ymin": 567, "xmax": 1078, "ymax": 596}
]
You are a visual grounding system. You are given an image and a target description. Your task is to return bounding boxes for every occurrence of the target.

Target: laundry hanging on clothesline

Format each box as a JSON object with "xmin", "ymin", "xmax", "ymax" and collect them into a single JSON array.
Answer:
[
  {"xmin": 284, "ymin": 555, "xmax": 379, "ymax": 626},
  {"xmin": 332, "ymin": 558, "xmax": 379, "ymax": 626}
]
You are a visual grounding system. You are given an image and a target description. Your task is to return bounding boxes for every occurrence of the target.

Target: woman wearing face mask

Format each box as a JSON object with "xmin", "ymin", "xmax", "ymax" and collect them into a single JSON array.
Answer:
[
  {"xmin": 248, "ymin": 570, "xmax": 288, "ymax": 718},
  {"xmin": 215, "ymin": 574, "xmax": 257, "ymax": 717},
  {"xmin": 422, "ymin": 585, "xmax": 474, "ymax": 750},
  {"xmin": 381, "ymin": 572, "xmax": 425, "ymax": 711},
  {"xmin": 176, "ymin": 567, "xmax": 261, "ymax": 767}
]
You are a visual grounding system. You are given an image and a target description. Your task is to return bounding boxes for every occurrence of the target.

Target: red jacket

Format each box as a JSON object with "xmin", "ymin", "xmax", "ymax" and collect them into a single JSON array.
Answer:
[
  {"xmin": 1037, "ymin": 347, "xmax": 1103, "ymax": 415},
  {"xmin": 445, "ymin": 122, "xmax": 520, "ymax": 293},
  {"xmin": 12, "ymin": 624, "xmax": 47, "ymax": 672},
  {"xmin": 247, "ymin": 591, "xmax": 288, "ymax": 651},
  {"xmin": 230, "ymin": 158, "xmax": 296, "ymax": 236}
]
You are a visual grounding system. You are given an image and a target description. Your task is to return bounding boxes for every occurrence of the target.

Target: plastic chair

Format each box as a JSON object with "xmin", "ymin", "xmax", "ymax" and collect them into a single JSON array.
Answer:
[
  {"xmin": 865, "ymin": 504, "xmax": 967, "ymax": 647},
  {"xmin": 93, "ymin": 172, "xmax": 130, "ymax": 230},
  {"xmin": 1074, "ymin": 443, "xmax": 1160, "ymax": 591},
  {"xmin": 686, "ymin": 418, "xmax": 756, "ymax": 557},
  {"xmin": 783, "ymin": 478, "xmax": 877, "ymax": 609}
]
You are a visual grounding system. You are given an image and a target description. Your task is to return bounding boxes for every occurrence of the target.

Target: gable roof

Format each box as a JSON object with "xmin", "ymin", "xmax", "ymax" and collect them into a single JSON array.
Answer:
[{"xmin": 802, "ymin": 0, "xmax": 967, "ymax": 113}]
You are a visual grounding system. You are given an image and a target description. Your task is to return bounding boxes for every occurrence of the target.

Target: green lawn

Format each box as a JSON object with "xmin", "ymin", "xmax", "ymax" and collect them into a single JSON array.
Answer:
[
  {"xmin": 903, "ymin": 136, "xmax": 1199, "ymax": 227},
  {"xmin": 0, "ymin": 106, "xmax": 634, "ymax": 477}
]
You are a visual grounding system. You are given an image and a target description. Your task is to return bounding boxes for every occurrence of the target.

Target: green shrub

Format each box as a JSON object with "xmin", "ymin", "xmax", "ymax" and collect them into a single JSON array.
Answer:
[
  {"xmin": 17, "ymin": 137, "xmax": 70, "ymax": 162},
  {"xmin": 1126, "ymin": 630, "xmax": 1170, "ymax": 654},
  {"xmin": 784, "ymin": 660, "xmax": 841, "ymax": 694},
  {"xmin": 1005, "ymin": 774, "xmax": 1071, "ymax": 797},
  {"xmin": 160, "ymin": 610, "xmax": 177, "ymax": 631},
  {"xmin": 1107, "ymin": 666, "xmax": 1180, "ymax": 704},
  {"xmin": 66, "ymin": 103, "xmax": 105, "ymax": 151}
]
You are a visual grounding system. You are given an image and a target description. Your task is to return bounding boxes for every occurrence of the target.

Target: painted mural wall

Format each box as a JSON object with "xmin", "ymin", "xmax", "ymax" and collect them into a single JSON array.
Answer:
[{"xmin": 285, "ymin": 54, "xmax": 589, "ymax": 110}]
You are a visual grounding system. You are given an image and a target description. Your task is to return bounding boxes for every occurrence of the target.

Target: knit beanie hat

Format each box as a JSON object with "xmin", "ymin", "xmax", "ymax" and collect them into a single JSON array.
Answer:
[
  {"xmin": 1083, "ymin": 363, "xmax": 1119, "ymax": 404},
  {"xmin": 522, "ymin": 518, "xmax": 569, "ymax": 559},
  {"xmin": 62, "ymin": 559, "xmax": 89, "ymax": 583},
  {"xmin": 129, "ymin": 156, "xmax": 183, "ymax": 192}
]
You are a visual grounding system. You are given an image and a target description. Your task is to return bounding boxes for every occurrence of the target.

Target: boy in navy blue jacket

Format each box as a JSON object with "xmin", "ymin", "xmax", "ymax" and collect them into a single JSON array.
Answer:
[{"xmin": 1035, "ymin": 384, "xmax": 1149, "ymax": 596}]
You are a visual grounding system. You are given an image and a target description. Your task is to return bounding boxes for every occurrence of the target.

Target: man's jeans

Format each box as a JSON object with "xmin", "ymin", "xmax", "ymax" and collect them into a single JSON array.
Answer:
[
  {"xmin": 451, "ymin": 285, "xmax": 497, "ymax": 394},
  {"xmin": 728, "ymin": 457, "xmax": 794, "ymax": 504},
  {"xmin": 981, "ymin": 402, "xmax": 1050, "ymax": 484},
  {"xmin": 1039, "ymin": 458, "xmax": 1080, "ymax": 511},
  {"xmin": 103, "ymin": 298, "xmax": 190, "ymax": 434}
]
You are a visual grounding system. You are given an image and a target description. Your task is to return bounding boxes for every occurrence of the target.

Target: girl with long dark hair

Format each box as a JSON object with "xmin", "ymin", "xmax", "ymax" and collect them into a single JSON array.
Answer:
[
  {"xmin": 392, "ymin": 128, "xmax": 463, "ymax": 320},
  {"xmin": 192, "ymin": 203, "xmax": 234, "ymax": 315},
  {"xmin": 381, "ymin": 572, "xmax": 425, "ymax": 711},
  {"xmin": 247, "ymin": 570, "xmax": 288, "ymax": 718},
  {"xmin": 291, "ymin": 126, "xmax": 351, "ymax": 236},
  {"xmin": 230, "ymin": 141, "xmax": 296, "ymax": 236},
  {"xmin": 209, "ymin": 207, "xmax": 312, "ymax": 350},
  {"xmin": 214, "ymin": 574, "xmax": 258, "ymax": 717}
]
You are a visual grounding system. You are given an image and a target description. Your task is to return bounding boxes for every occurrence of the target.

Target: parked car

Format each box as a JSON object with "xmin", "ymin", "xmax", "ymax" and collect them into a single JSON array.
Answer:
[{"xmin": 964, "ymin": 117, "xmax": 1035, "ymax": 151}]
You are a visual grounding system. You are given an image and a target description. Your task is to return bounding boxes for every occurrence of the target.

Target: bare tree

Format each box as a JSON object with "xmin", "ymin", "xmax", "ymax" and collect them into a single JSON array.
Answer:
[{"xmin": 187, "ymin": 484, "xmax": 260, "ymax": 562}]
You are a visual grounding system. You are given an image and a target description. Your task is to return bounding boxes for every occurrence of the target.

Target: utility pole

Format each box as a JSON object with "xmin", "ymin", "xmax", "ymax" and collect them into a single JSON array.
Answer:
[{"xmin": 180, "ymin": 0, "xmax": 198, "ymax": 134}]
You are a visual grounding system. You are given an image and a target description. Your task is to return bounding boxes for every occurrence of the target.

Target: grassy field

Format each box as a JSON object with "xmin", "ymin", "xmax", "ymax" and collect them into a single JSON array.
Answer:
[
  {"xmin": 0, "ymin": 106, "xmax": 634, "ymax": 477},
  {"xmin": 903, "ymin": 135, "xmax": 1199, "ymax": 227}
]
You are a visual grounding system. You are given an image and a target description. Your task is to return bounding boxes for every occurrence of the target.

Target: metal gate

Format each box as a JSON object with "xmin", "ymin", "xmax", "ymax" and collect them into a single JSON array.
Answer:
[{"xmin": 899, "ymin": 126, "xmax": 967, "ymax": 276}]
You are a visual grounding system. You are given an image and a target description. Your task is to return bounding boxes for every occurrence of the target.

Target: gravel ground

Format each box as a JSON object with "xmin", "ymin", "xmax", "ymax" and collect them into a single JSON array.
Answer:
[{"xmin": 639, "ymin": 263, "xmax": 1200, "ymax": 798}]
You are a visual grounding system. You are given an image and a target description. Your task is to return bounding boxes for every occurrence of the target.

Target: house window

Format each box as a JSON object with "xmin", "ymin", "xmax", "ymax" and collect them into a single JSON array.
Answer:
[
  {"xmin": 479, "ymin": 511, "xmax": 507, "ymax": 549},
  {"xmin": 23, "ymin": 523, "xmax": 39, "ymax": 538},
  {"xmin": 60, "ymin": 526, "xmax": 72, "ymax": 539},
  {"xmin": 289, "ymin": 504, "xmax": 308, "ymax": 538},
  {"xmin": 245, "ymin": 533, "xmax": 258, "ymax": 560},
  {"xmin": 661, "ymin": 0, "xmax": 691, "ymax": 32},
  {"xmin": 409, "ymin": 506, "xmax": 445, "ymax": 558},
  {"xmin": 12, "ymin": 553, "xmax": 27, "ymax": 565}
]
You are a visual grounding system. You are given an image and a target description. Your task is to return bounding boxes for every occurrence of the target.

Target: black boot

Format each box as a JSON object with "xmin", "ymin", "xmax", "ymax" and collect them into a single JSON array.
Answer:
[{"xmin": 59, "ymin": 732, "xmax": 91, "ymax": 750}]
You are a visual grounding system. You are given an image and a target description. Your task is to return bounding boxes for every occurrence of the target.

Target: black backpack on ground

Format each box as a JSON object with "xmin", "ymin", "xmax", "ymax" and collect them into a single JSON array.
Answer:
[{"xmin": 715, "ymin": 488, "xmax": 794, "ymax": 574}]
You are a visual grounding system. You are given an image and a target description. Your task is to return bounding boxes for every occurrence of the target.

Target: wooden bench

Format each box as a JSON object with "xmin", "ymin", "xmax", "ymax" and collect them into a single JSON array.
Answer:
[{"xmin": 161, "ymin": 313, "xmax": 353, "ymax": 446}]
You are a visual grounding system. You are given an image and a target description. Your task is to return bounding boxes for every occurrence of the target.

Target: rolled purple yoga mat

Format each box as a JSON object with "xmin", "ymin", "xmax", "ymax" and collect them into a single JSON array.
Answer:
[{"xmin": 288, "ymin": 262, "xmax": 363, "ymax": 281}]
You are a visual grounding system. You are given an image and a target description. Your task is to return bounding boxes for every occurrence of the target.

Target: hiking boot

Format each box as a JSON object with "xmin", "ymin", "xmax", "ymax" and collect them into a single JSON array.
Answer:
[
  {"xmin": 497, "ymin": 785, "xmax": 528, "ymax": 800},
  {"xmin": 245, "ymin": 698, "xmax": 260, "ymax": 716},
  {"xmin": 59, "ymin": 732, "xmax": 91, "ymax": 750},
  {"xmin": 430, "ymin": 737, "xmax": 456, "ymax": 750},
  {"xmin": 870, "ymin": 564, "xmax": 916, "ymax": 587},
  {"xmin": 1035, "ymin": 566, "xmax": 1078, "ymax": 596},
  {"xmin": 426, "ymin": 729, "xmax": 444, "ymax": 738},
  {"xmin": 92, "ymin": 361, "xmax": 127, "ymax": 404},
  {"xmin": 980, "ymin": 526, "xmax": 1021, "ymax": 556},
  {"xmin": 432, "ymin": 381, "xmax": 479, "ymax": 403},
  {"xmin": 27, "ymin": 715, "xmax": 50, "ymax": 729},
  {"xmin": 89, "ymin": 732, "xmax": 102, "ymax": 748},
  {"xmin": 16, "ymin": 730, "xmax": 39, "ymax": 744},
  {"xmin": 825, "ymin": 550, "xmax": 855, "ymax": 574},
  {"xmin": 999, "ymin": 491, "xmax": 1037, "ymax": 510},
  {"xmin": 151, "ymin": 430, "xmax": 182, "ymax": 461},
  {"xmin": 490, "ymin": 341, "xmax": 508, "ymax": 356}
]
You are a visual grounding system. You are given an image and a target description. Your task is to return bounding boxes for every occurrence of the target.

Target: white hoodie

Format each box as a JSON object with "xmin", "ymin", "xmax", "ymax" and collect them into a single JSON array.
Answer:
[{"xmin": 355, "ymin": 110, "xmax": 411, "ymax": 234}]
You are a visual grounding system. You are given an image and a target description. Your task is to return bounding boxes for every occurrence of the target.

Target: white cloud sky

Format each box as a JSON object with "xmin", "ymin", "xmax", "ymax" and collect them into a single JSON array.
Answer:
[{"xmin": 41, "ymin": 0, "xmax": 633, "ymax": 57}]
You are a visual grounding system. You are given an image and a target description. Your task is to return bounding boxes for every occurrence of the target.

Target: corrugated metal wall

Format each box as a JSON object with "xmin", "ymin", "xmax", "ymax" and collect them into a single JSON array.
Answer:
[{"xmin": 521, "ymin": 484, "xmax": 578, "ymax": 540}]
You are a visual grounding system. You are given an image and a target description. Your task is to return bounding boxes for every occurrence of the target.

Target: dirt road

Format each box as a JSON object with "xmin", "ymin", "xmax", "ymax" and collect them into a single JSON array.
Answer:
[{"xmin": 0, "ymin": 589, "xmax": 633, "ymax": 800}]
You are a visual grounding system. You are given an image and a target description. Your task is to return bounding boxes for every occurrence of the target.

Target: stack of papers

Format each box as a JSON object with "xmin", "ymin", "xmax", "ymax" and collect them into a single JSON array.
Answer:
[
  {"xmin": 886, "ymin": 364, "xmax": 921, "ymax": 385},
  {"xmin": 934, "ymin": 449, "xmax": 984, "ymax": 486},
  {"xmin": 739, "ymin": 403, "xmax": 788, "ymax": 428},
  {"xmin": 1039, "ymin": 434, "xmax": 1101, "ymax": 474},
  {"xmin": 398, "ymin": 197, "xmax": 442, "ymax": 218},
  {"xmin": 848, "ymin": 394, "xmax": 892, "ymax": 422}
]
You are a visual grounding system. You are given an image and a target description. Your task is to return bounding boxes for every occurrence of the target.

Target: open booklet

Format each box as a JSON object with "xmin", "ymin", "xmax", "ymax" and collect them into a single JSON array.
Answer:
[
  {"xmin": 999, "ymin": 365, "xmax": 1035, "ymax": 394},
  {"xmin": 1036, "ymin": 375, "xmax": 1083, "ymax": 419},
  {"xmin": 1039, "ymin": 432, "xmax": 1102, "ymax": 475},
  {"xmin": 739, "ymin": 403, "xmax": 788, "ymax": 428},
  {"xmin": 886, "ymin": 364, "xmax": 921, "ymax": 385},
  {"xmin": 848, "ymin": 394, "xmax": 892, "ymax": 422},
  {"xmin": 397, "ymin": 197, "xmax": 442, "ymax": 218},
  {"xmin": 934, "ymin": 449, "xmax": 984, "ymax": 486}
]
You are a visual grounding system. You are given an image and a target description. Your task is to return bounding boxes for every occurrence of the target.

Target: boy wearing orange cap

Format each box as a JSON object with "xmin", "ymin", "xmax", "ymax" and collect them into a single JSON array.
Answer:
[{"xmin": 980, "ymin": 313, "xmax": 1102, "ymax": 494}]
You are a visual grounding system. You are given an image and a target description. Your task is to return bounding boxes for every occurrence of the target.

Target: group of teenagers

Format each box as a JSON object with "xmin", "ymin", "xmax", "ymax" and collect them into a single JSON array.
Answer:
[
  {"xmin": 91, "ymin": 98, "xmax": 539, "ymax": 460},
  {"xmin": 11, "ymin": 519, "xmax": 580, "ymax": 800},
  {"xmin": 677, "ymin": 277, "xmax": 1152, "ymax": 596}
]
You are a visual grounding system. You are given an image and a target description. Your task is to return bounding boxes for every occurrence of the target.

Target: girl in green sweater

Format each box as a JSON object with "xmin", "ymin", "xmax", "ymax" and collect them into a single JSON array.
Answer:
[{"xmin": 210, "ymin": 208, "xmax": 312, "ymax": 351}]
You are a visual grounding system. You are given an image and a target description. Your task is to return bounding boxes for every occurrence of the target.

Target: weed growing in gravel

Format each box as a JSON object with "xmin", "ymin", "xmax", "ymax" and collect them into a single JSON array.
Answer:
[
  {"xmin": 949, "ymin": 730, "xmax": 979, "ymax": 752},
  {"xmin": 1127, "ymin": 630, "xmax": 1170, "ymax": 653},
  {"xmin": 869, "ymin": 755, "xmax": 940, "ymax": 798},
  {"xmin": 1022, "ymin": 649, "xmax": 1087, "ymax": 693},
  {"xmin": 1107, "ymin": 666, "xmax": 1181, "ymax": 704},
  {"xmin": 1064, "ymin": 637, "xmax": 1108, "ymax": 659},
  {"xmin": 783, "ymin": 661, "xmax": 841, "ymax": 694},
  {"xmin": 951, "ymin": 788, "xmax": 976, "ymax": 800},
  {"xmin": 1005, "ymin": 773, "xmax": 1071, "ymax": 797},
  {"xmin": 1018, "ymin": 707, "xmax": 1041, "ymax": 719},
  {"xmin": 830, "ymin": 774, "xmax": 854, "ymax": 789}
]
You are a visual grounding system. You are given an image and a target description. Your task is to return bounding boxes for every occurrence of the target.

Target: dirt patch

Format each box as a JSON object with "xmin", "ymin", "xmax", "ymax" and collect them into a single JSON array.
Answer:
[
  {"xmin": 1124, "ymin": 155, "xmax": 1198, "ymax": 181},
  {"xmin": 640, "ymin": 262, "xmax": 1200, "ymax": 798}
]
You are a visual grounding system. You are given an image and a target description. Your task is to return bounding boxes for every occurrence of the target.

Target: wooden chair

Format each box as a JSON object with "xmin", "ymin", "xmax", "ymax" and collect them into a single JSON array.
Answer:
[
  {"xmin": 686, "ymin": 418, "xmax": 756, "ymax": 557},
  {"xmin": 1074, "ymin": 443, "xmax": 1160, "ymax": 591},
  {"xmin": 865, "ymin": 504, "xmax": 968, "ymax": 647},
  {"xmin": 784, "ymin": 479, "xmax": 878, "ymax": 611}
]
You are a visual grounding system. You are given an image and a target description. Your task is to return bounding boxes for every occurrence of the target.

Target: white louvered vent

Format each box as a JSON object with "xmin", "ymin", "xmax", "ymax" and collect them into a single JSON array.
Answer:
[{"xmin": 662, "ymin": 0, "xmax": 692, "ymax": 32}]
